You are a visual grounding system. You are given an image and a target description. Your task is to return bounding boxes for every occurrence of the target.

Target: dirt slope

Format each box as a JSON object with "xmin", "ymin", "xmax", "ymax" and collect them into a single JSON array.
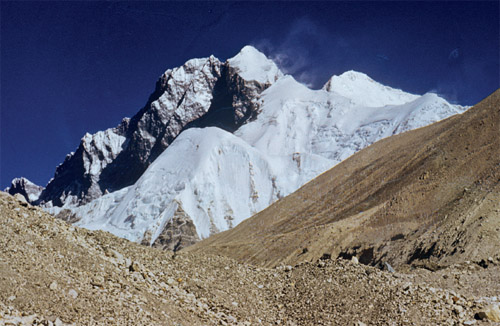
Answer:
[
  {"xmin": 188, "ymin": 90, "xmax": 500, "ymax": 270},
  {"xmin": 3, "ymin": 189, "xmax": 500, "ymax": 325}
]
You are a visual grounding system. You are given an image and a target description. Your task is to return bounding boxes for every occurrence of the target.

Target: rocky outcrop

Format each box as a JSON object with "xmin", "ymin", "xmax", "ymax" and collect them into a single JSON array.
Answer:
[
  {"xmin": 5, "ymin": 177, "xmax": 44, "ymax": 204},
  {"xmin": 38, "ymin": 120, "xmax": 129, "ymax": 207},
  {"xmin": 146, "ymin": 204, "xmax": 200, "ymax": 252},
  {"xmin": 476, "ymin": 305, "xmax": 500, "ymax": 322}
]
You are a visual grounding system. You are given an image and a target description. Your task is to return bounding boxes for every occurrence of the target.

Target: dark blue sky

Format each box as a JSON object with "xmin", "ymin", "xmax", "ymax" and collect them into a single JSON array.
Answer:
[{"xmin": 1, "ymin": 1, "xmax": 498, "ymax": 189}]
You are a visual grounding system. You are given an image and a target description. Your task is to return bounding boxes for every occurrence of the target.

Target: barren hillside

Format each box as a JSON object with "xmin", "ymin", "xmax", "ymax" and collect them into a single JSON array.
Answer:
[{"xmin": 3, "ymin": 189, "xmax": 500, "ymax": 325}]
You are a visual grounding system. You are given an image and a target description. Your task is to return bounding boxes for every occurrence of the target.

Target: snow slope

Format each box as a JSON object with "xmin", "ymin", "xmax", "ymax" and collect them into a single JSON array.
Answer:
[
  {"xmin": 62, "ymin": 127, "xmax": 331, "ymax": 242},
  {"xmin": 46, "ymin": 46, "xmax": 468, "ymax": 247},
  {"xmin": 238, "ymin": 75, "xmax": 464, "ymax": 164}
]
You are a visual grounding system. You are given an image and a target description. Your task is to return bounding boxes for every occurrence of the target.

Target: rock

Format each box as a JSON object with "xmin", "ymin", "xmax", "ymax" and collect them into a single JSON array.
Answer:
[
  {"xmin": 402, "ymin": 282, "xmax": 412, "ymax": 291},
  {"xmin": 150, "ymin": 206, "xmax": 201, "ymax": 251},
  {"xmin": 104, "ymin": 247, "xmax": 125, "ymax": 265},
  {"xmin": 475, "ymin": 304, "xmax": 500, "ymax": 322},
  {"xmin": 351, "ymin": 256, "xmax": 359, "ymax": 264},
  {"xmin": 129, "ymin": 261, "xmax": 142, "ymax": 272},
  {"xmin": 91, "ymin": 276, "xmax": 105, "ymax": 287},
  {"xmin": 357, "ymin": 322, "xmax": 367, "ymax": 326},
  {"xmin": 284, "ymin": 265, "xmax": 293, "ymax": 272},
  {"xmin": 49, "ymin": 281, "xmax": 58, "ymax": 290},
  {"xmin": 320, "ymin": 253, "xmax": 331, "ymax": 260},
  {"xmin": 14, "ymin": 193, "xmax": 28, "ymax": 205},
  {"xmin": 6, "ymin": 177, "xmax": 43, "ymax": 204},
  {"xmin": 68, "ymin": 289, "xmax": 78, "ymax": 299},
  {"xmin": 384, "ymin": 262, "xmax": 395, "ymax": 273},
  {"xmin": 453, "ymin": 305, "xmax": 464, "ymax": 315},
  {"xmin": 463, "ymin": 321, "xmax": 476, "ymax": 325},
  {"xmin": 478, "ymin": 259, "xmax": 489, "ymax": 268}
]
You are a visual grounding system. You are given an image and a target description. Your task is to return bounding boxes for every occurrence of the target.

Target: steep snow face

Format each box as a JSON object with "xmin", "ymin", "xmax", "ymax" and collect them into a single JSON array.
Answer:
[
  {"xmin": 227, "ymin": 45, "xmax": 283, "ymax": 84},
  {"xmin": 323, "ymin": 70, "xmax": 419, "ymax": 107},
  {"xmin": 5, "ymin": 177, "xmax": 44, "ymax": 203},
  {"xmin": 53, "ymin": 67, "xmax": 467, "ymax": 246},
  {"xmin": 60, "ymin": 127, "xmax": 332, "ymax": 243},
  {"xmin": 391, "ymin": 93, "xmax": 467, "ymax": 133}
]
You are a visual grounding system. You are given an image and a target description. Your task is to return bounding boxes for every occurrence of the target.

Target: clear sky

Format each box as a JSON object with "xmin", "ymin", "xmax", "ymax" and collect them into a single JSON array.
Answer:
[{"xmin": 1, "ymin": 1, "xmax": 498, "ymax": 189}]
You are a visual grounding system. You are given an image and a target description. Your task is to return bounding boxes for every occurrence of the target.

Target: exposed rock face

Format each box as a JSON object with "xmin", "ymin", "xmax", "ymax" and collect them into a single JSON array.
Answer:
[
  {"xmin": 149, "ymin": 204, "xmax": 201, "ymax": 252},
  {"xmin": 29, "ymin": 47, "xmax": 280, "ymax": 207},
  {"xmin": 39, "ymin": 120, "xmax": 129, "ymax": 207},
  {"xmin": 5, "ymin": 177, "xmax": 44, "ymax": 204}
]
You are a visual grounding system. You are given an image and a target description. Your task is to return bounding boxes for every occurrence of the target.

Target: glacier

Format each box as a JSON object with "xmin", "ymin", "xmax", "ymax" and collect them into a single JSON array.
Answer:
[{"xmin": 46, "ymin": 46, "xmax": 467, "ymax": 250}]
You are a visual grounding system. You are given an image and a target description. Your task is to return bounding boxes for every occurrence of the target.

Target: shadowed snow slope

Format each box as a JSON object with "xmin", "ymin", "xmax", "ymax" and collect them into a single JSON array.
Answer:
[{"xmin": 45, "ymin": 46, "xmax": 467, "ymax": 248}]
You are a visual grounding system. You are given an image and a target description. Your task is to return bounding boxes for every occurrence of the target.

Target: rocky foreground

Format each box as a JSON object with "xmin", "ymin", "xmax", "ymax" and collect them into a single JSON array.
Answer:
[{"xmin": 1, "ymin": 193, "xmax": 499, "ymax": 325}]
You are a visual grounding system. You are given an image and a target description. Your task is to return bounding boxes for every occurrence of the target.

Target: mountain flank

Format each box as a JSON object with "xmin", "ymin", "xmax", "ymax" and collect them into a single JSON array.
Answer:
[{"xmin": 187, "ymin": 90, "xmax": 500, "ymax": 270}]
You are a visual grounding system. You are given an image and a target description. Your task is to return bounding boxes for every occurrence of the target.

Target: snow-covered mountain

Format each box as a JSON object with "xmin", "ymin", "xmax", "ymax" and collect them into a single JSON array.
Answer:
[
  {"xmin": 40, "ymin": 46, "xmax": 466, "ymax": 250},
  {"xmin": 36, "ymin": 46, "xmax": 282, "ymax": 207},
  {"xmin": 9, "ymin": 46, "xmax": 467, "ymax": 250},
  {"xmin": 5, "ymin": 177, "xmax": 44, "ymax": 204}
]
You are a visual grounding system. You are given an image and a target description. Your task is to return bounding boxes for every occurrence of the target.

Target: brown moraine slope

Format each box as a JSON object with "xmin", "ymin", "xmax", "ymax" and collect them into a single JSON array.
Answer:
[
  {"xmin": 187, "ymin": 89, "xmax": 500, "ymax": 270},
  {"xmin": 3, "ymin": 190, "xmax": 500, "ymax": 325}
]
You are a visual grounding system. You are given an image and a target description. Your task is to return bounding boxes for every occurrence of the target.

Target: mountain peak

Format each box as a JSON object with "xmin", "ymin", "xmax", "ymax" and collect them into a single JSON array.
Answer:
[
  {"xmin": 5, "ymin": 177, "xmax": 44, "ymax": 203},
  {"xmin": 323, "ymin": 70, "xmax": 419, "ymax": 107},
  {"xmin": 336, "ymin": 70, "xmax": 372, "ymax": 81},
  {"xmin": 227, "ymin": 45, "xmax": 283, "ymax": 84}
]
